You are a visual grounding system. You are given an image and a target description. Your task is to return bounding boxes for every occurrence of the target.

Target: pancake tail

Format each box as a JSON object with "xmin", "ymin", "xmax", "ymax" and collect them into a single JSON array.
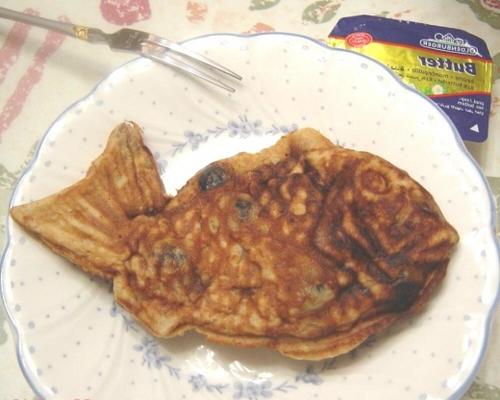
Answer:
[{"xmin": 10, "ymin": 122, "xmax": 168, "ymax": 280}]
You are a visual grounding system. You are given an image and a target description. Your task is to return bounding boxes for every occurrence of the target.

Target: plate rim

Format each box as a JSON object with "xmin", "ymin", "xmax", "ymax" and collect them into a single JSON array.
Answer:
[{"xmin": 1, "ymin": 31, "xmax": 498, "ymax": 400}]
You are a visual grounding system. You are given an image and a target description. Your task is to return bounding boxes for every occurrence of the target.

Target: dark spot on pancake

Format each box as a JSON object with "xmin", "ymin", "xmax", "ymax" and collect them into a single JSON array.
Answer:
[
  {"xmin": 330, "ymin": 218, "xmax": 349, "ymax": 247},
  {"xmin": 160, "ymin": 246, "xmax": 186, "ymax": 272},
  {"xmin": 389, "ymin": 281, "xmax": 421, "ymax": 312},
  {"xmin": 419, "ymin": 201, "xmax": 436, "ymax": 215},
  {"xmin": 239, "ymin": 287, "xmax": 255, "ymax": 296},
  {"xmin": 186, "ymin": 267, "xmax": 206, "ymax": 300},
  {"xmin": 315, "ymin": 283, "xmax": 325, "ymax": 292},
  {"xmin": 145, "ymin": 207, "xmax": 160, "ymax": 216},
  {"xmin": 199, "ymin": 165, "xmax": 226, "ymax": 191},
  {"xmin": 235, "ymin": 199, "xmax": 252, "ymax": 219},
  {"xmin": 340, "ymin": 282, "xmax": 368, "ymax": 299},
  {"xmin": 387, "ymin": 253, "xmax": 408, "ymax": 268}
]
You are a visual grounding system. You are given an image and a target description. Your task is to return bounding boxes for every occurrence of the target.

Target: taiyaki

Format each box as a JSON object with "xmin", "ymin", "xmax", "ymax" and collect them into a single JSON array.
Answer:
[{"xmin": 10, "ymin": 122, "xmax": 459, "ymax": 360}]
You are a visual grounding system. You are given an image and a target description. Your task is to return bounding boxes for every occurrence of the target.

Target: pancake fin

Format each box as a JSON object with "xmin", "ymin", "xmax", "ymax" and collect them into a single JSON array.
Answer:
[{"xmin": 10, "ymin": 122, "xmax": 168, "ymax": 280}]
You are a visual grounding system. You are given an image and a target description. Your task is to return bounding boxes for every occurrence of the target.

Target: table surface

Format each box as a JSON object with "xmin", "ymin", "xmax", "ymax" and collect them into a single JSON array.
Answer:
[{"xmin": 0, "ymin": 1, "xmax": 498, "ymax": 399}]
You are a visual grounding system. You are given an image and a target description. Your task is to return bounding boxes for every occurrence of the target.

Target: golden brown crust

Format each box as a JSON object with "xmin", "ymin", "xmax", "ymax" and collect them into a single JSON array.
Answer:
[{"xmin": 11, "ymin": 123, "xmax": 459, "ymax": 360}]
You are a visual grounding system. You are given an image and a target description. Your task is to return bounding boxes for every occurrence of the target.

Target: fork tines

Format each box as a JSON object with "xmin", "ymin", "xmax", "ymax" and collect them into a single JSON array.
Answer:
[{"xmin": 142, "ymin": 35, "xmax": 242, "ymax": 92}]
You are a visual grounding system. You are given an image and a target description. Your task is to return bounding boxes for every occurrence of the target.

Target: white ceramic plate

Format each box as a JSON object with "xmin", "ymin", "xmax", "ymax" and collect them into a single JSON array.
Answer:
[{"xmin": 1, "ymin": 33, "xmax": 499, "ymax": 400}]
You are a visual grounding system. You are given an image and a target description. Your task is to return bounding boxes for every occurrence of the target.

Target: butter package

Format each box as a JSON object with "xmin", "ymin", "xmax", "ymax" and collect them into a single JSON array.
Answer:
[{"xmin": 327, "ymin": 15, "xmax": 493, "ymax": 142}]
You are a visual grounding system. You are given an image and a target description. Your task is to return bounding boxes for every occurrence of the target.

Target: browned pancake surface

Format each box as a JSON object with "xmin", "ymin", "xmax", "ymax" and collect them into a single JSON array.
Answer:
[{"xmin": 11, "ymin": 122, "xmax": 459, "ymax": 360}]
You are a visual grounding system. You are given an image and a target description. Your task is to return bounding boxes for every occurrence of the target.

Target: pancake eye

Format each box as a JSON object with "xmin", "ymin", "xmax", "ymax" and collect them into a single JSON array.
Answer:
[
  {"xmin": 361, "ymin": 169, "xmax": 389, "ymax": 194},
  {"xmin": 199, "ymin": 165, "xmax": 227, "ymax": 191}
]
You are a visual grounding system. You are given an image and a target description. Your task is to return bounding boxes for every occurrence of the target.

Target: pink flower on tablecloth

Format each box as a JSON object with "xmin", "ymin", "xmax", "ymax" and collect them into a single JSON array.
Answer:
[
  {"xmin": 393, "ymin": 9, "xmax": 411, "ymax": 18},
  {"xmin": 100, "ymin": 0, "xmax": 151, "ymax": 26},
  {"xmin": 186, "ymin": 1, "xmax": 208, "ymax": 23},
  {"xmin": 243, "ymin": 22, "xmax": 275, "ymax": 34},
  {"xmin": 480, "ymin": 0, "xmax": 500, "ymax": 12}
]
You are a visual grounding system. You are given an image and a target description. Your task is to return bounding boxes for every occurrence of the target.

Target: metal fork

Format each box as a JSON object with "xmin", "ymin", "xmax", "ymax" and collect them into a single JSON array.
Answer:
[{"xmin": 0, "ymin": 6, "xmax": 242, "ymax": 92}]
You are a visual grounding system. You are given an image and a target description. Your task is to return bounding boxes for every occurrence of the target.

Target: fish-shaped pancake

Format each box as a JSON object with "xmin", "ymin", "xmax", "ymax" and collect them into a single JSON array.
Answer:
[{"xmin": 10, "ymin": 122, "xmax": 459, "ymax": 360}]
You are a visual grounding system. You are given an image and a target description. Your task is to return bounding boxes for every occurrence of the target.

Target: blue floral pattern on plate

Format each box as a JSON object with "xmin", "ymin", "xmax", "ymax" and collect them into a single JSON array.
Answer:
[
  {"xmin": 233, "ymin": 380, "xmax": 297, "ymax": 400},
  {"xmin": 172, "ymin": 115, "xmax": 298, "ymax": 155},
  {"xmin": 110, "ymin": 301, "xmax": 138, "ymax": 332},
  {"xmin": 133, "ymin": 337, "xmax": 181, "ymax": 378},
  {"xmin": 188, "ymin": 374, "xmax": 228, "ymax": 394}
]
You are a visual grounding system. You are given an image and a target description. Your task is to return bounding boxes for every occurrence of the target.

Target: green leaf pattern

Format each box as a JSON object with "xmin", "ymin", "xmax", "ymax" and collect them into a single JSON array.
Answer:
[
  {"xmin": 465, "ymin": 381, "xmax": 500, "ymax": 400},
  {"xmin": 249, "ymin": 0, "xmax": 280, "ymax": 11},
  {"xmin": 456, "ymin": 0, "xmax": 500, "ymax": 29},
  {"xmin": 0, "ymin": 165, "xmax": 18, "ymax": 189},
  {"xmin": 302, "ymin": 0, "xmax": 340, "ymax": 24},
  {"xmin": 0, "ymin": 141, "xmax": 37, "ymax": 190},
  {"xmin": 487, "ymin": 177, "xmax": 500, "ymax": 240},
  {"xmin": 492, "ymin": 52, "xmax": 500, "ymax": 81},
  {"xmin": 0, "ymin": 141, "xmax": 37, "ymax": 244}
]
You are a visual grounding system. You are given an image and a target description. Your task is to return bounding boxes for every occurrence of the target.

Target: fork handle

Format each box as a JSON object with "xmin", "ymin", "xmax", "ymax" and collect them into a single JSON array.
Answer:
[{"xmin": 0, "ymin": 6, "xmax": 107, "ymax": 43}]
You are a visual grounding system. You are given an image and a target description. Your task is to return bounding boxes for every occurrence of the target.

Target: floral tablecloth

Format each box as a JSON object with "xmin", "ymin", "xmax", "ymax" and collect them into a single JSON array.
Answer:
[{"xmin": 0, "ymin": 1, "xmax": 498, "ymax": 399}]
